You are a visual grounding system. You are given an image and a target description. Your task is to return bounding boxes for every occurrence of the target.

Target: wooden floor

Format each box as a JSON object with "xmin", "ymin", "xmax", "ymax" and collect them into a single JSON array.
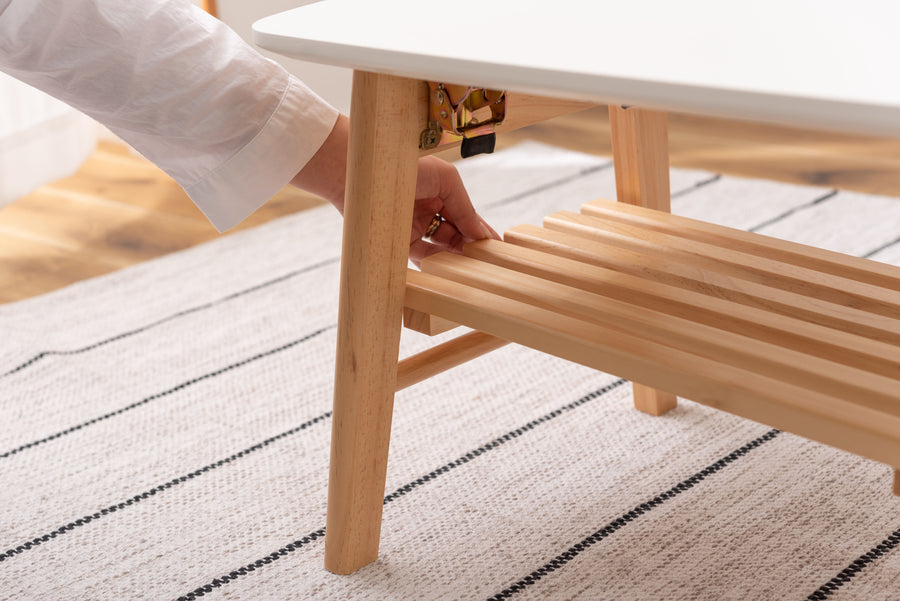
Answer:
[{"xmin": 3, "ymin": 105, "xmax": 900, "ymax": 304}]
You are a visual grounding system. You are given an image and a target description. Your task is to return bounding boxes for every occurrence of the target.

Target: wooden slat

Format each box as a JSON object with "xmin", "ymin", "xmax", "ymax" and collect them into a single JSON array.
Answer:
[
  {"xmin": 504, "ymin": 225, "xmax": 900, "ymax": 345},
  {"xmin": 419, "ymin": 252, "xmax": 900, "ymax": 413},
  {"xmin": 544, "ymin": 210, "xmax": 900, "ymax": 318},
  {"xmin": 407, "ymin": 196, "xmax": 900, "ymax": 474},
  {"xmin": 396, "ymin": 329, "xmax": 508, "ymax": 390},
  {"xmin": 402, "ymin": 306, "xmax": 458, "ymax": 335},
  {"xmin": 406, "ymin": 199, "xmax": 900, "ymax": 474},
  {"xmin": 581, "ymin": 197, "xmax": 900, "ymax": 291},
  {"xmin": 459, "ymin": 239, "xmax": 900, "ymax": 380},
  {"xmin": 493, "ymin": 95, "xmax": 596, "ymax": 138},
  {"xmin": 405, "ymin": 269, "xmax": 900, "ymax": 467}
]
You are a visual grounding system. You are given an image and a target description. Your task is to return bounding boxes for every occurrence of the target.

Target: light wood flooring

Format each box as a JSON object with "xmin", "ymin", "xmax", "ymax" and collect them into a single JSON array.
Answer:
[{"xmin": 2, "ymin": 105, "xmax": 900, "ymax": 303}]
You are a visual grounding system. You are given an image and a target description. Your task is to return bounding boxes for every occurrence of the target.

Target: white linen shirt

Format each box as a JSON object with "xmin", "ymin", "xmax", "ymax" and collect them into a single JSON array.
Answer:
[{"xmin": 0, "ymin": 0, "xmax": 340, "ymax": 231}]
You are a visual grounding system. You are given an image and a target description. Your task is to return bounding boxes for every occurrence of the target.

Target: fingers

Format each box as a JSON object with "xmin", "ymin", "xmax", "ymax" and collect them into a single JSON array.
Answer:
[
  {"xmin": 409, "ymin": 195, "xmax": 443, "ymax": 242},
  {"xmin": 416, "ymin": 156, "xmax": 496, "ymax": 241},
  {"xmin": 479, "ymin": 218, "xmax": 501, "ymax": 241},
  {"xmin": 410, "ymin": 156, "xmax": 502, "ymax": 264},
  {"xmin": 408, "ymin": 217, "xmax": 466, "ymax": 266},
  {"xmin": 408, "ymin": 239, "xmax": 444, "ymax": 267},
  {"xmin": 427, "ymin": 216, "xmax": 465, "ymax": 251}
]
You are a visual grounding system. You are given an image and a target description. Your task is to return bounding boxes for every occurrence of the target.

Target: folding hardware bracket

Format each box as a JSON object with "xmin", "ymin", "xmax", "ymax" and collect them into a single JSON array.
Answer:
[{"xmin": 419, "ymin": 83, "xmax": 506, "ymax": 157}]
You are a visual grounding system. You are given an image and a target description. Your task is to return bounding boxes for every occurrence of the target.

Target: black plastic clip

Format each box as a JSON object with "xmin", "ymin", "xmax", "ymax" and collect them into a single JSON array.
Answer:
[{"xmin": 460, "ymin": 133, "xmax": 496, "ymax": 158}]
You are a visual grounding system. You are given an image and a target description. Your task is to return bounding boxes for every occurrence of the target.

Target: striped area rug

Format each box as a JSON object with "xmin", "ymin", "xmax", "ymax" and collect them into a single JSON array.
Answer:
[{"xmin": 2, "ymin": 142, "xmax": 900, "ymax": 600}]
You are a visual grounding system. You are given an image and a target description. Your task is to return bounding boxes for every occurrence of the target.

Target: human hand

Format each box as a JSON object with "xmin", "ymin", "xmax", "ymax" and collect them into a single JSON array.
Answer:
[
  {"xmin": 408, "ymin": 155, "xmax": 500, "ymax": 266},
  {"xmin": 291, "ymin": 115, "xmax": 500, "ymax": 265}
]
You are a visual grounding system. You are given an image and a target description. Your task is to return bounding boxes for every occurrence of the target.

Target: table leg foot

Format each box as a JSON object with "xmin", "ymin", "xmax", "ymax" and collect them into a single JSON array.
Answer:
[{"xmin": 633, "ymin": 384, "xmax": 678, "ymax": 416}]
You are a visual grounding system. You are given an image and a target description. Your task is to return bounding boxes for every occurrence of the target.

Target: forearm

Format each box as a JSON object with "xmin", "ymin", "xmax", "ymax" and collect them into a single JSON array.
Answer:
[
  {"xmin": 290, "ymin": 114, "xmax": 349, "ymax": 213},
  {"xmin": 0, "ymin": 0, "xmax": 339, "ymax": 231}
]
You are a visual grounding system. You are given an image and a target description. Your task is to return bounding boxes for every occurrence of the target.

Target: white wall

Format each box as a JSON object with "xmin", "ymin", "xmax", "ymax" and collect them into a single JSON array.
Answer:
[
  {"xmin": 217, "ymin": 0, "xmax": 353, "ymax": 114},
  {"xmin": 0, "ymin": 73, "xmax": 97, "ymax": 206}
]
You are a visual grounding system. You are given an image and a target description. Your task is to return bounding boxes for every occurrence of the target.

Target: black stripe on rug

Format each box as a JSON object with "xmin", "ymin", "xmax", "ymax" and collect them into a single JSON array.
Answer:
[
  {"xmin": 0, "ymin": 410, "xmax": 333, "ymax": 564},
  {"xmin": 1, "ymin": 257, "xmax": 340, "ymax": 379},
  {"xmin": 748, "ymin": 190, "xmax": 838, "ymax": 233},
  {"xmin": 807, "ymin": 526, "xmax": 900, "ymax": 600},
  {"xmin": 671, "ymin": 173, "xmax": 722, "ymax": 199},
  {"xmin": 0, "ymin": 325, "xmax": 335, "ymax": 459},
  {"xmin": 484, "ymin": 162, "xmax": 721, "ymax": 211},
  {"xmin": 177, "ymin": 527, "xmax": 328, "ymax": 601},
  {"xmin": 483, "ymin": 163, "xmax": 614, "ymax": 210},
  {"xmin": 863, "ymin": 234, "xmax": 900, "ymax": 260},
  {"xmin": 487, "ymin": 428, "xmax": 782, "ymax": 600},
  {"xmin": 173, "ymin": 379, "xmax": 630, "ymax": 600},
  {"xmin": 382, "ymin": 378, "xmax": 627, "ymax": 505}
]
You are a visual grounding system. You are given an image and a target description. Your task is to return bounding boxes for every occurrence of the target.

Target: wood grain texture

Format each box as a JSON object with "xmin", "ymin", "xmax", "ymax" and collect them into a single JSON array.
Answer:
[
  {"xmin": 459, "ymin": 239, "xmax": 900, "ymax": 380},
  {"xmin": 410, "ymin": 201, "xmax": 900, "ymax": 468},
  {"xmin": 324, "ymin": 71, "xmax": 422, "ymax": 575},
  {"xmin": 419, "ymin": 253, "xmax": 900, "ymax": 409},
  {"xmin": 580, "ymin": 197, "xmax": 900, "ymax": 289},
  {"xmin": 406, "ymin": 265, "xmax": 900, "ymax": 467},
  {"xmin": 396, "ymin": 329, "xmax": 508, "ymax": 391},
  {"xmin": 504, "ymin": 224, "xmax": 900, "ymax": 345},
  {"xmin": 201, "ymin": 0, "xmax": 217, "ymax": 18},
  {"xmin": 609, "ymin": 105, "xmax": 671, "ymax": 211},
  {"xmin": 544, "ymin": 211, "xmax": 900, "ymax": 316},
  {"xmin": 402, "ymin": 306, "xmax": 459, "ymax": 335},
  {"xmin": 608, "ymin": 105, "xmax": 677, "ymax": 415}
]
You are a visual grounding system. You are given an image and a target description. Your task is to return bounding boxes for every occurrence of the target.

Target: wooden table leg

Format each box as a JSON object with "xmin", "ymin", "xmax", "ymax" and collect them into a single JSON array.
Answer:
[
  {"xmin": 608, "ymin": 104, "xmax": 679, "ymax": 417},
  {"xmin": 324, "ymin": 71, "xmax": 422, "ymax": 574}
]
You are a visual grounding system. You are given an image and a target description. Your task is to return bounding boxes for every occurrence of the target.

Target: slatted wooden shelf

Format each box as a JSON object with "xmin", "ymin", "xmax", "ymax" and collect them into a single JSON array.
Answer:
[{"xmin": 404, "ymin": 198, "xmax": 900, "ymax": 471}]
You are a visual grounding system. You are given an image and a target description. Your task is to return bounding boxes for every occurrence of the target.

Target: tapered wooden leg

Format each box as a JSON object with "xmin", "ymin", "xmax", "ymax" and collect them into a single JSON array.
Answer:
[
  {"xmin": 324, "ymin": 71, "xmax": 423, "ymax": 574},
  {"xmin": 609, "ymin": 104, "xmax": 678, "ymax": 416}
]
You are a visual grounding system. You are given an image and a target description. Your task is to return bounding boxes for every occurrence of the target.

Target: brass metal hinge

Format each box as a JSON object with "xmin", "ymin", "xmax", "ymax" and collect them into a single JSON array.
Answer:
[{"xmin": 419, "ymin": 83, "xmax": 507, "ymax": 157}]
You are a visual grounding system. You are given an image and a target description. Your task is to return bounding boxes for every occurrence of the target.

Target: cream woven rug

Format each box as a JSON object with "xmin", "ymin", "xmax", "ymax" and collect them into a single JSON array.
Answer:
[{"xmin": 3, "ymin": 142, "xmax": 900, "ymax": 601}]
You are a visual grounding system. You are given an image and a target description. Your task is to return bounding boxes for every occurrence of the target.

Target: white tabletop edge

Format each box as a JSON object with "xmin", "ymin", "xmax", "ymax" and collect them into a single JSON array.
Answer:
[{"xmin": 253, "ymin": 3, "xmax": 900, "ymax": 138}]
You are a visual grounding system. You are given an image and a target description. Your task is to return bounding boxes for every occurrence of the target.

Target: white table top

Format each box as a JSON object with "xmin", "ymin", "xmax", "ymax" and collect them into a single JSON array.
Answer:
[{"xmin": 253, "ymin": 0, "xmax": 900, "ymax": 137}]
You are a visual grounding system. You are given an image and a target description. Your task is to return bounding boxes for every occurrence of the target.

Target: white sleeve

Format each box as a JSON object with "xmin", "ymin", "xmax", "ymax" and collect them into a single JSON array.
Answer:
[{"xmin": 0, "ymin": 0, "xmax": 340, "ymax": 231}]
